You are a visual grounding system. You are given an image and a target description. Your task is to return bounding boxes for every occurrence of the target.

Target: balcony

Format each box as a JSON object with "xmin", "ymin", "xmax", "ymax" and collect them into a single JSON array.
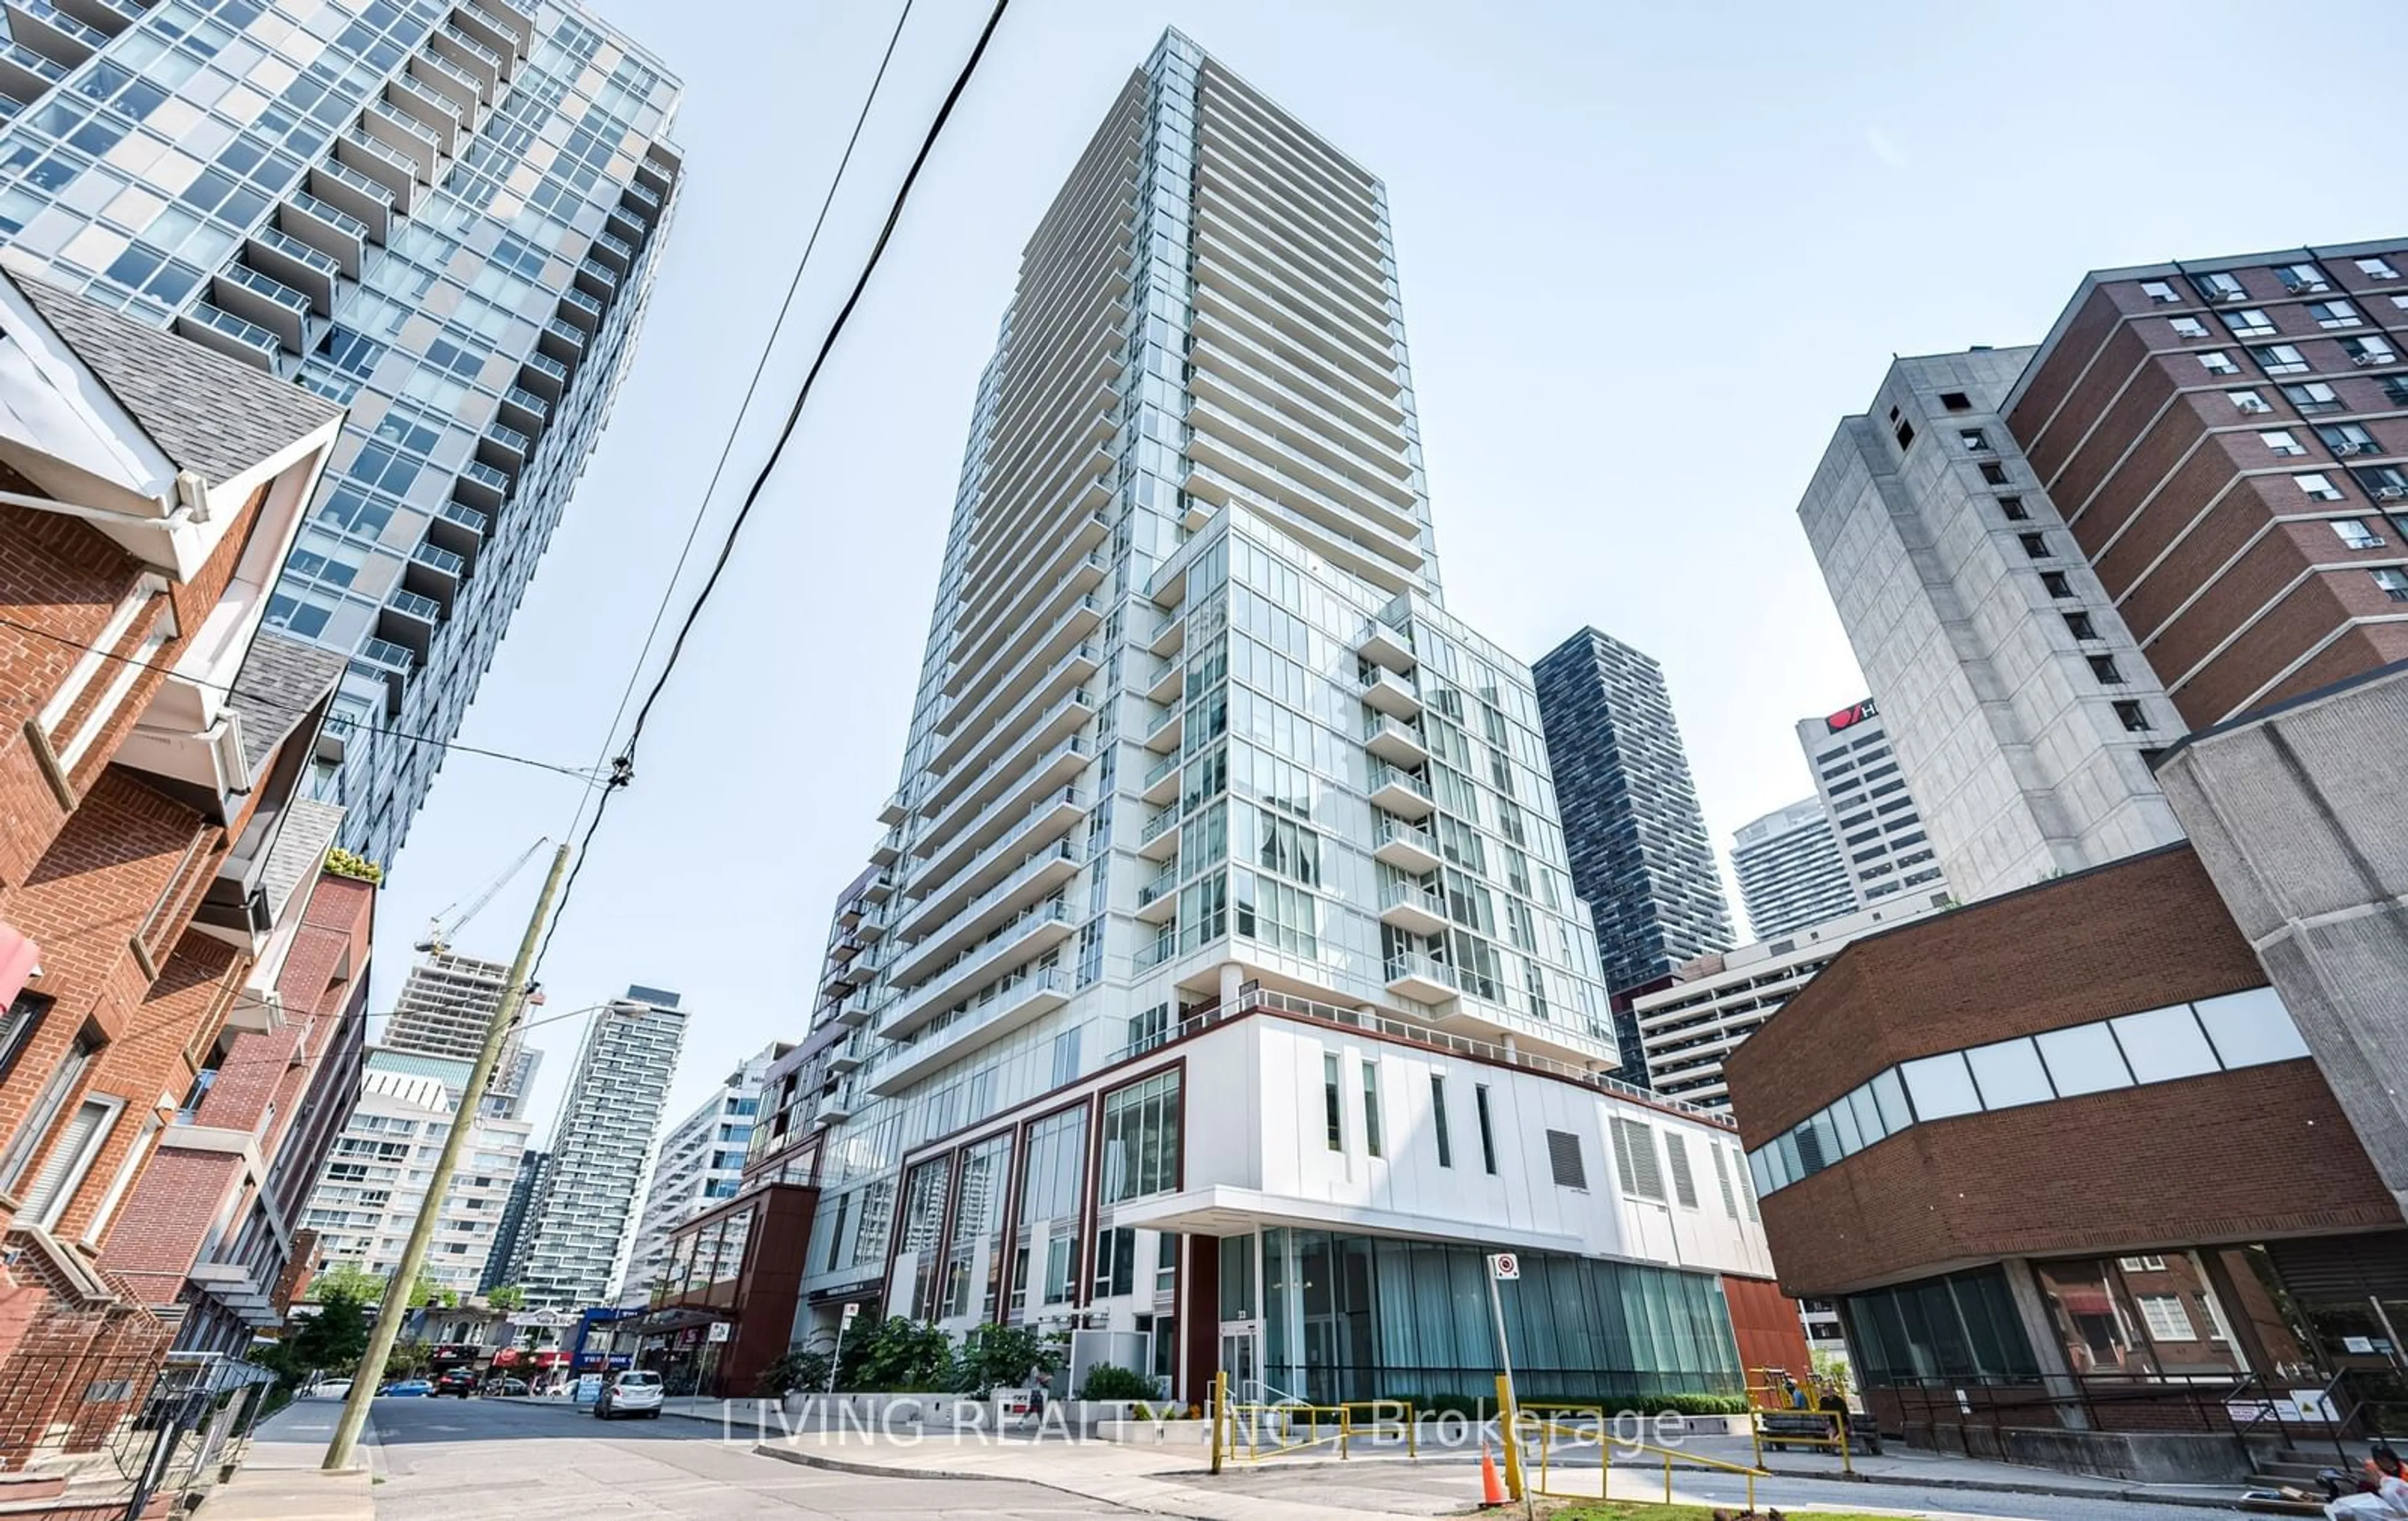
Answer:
[
  {"xmin": 176, "ymin": 303, "xmax": 279, "ymax": 372},
  {"xmin": 1371, "ymin": 816, "xmax": 1442, "ymax": 874},
  {"xmin": 1138, "ymin": 806, "xmax": 1181, "ymax": 861},
  {"xmin": 427, "ymin": 500, "xmax": 488, "ymax": 562},
  {"xmin": 860, "ymin": 870, "xmax": 895, "ymax": 903},
  {"xmin": 407, "ymin": 539, "xmax": 466, "ymax": 601},
  {"xmin": 623, "ymin": 177, "xmax": 662, "ymax": 213},
  {"xmin": 386, "ymin": 74, "xmax": 465, "ymax": 153},
  {"xmin": 212, "ymin": 265, "xmax": 311, "ymax": 351},
  {"xmin": 1355, "ymin": 619, "xmax": 1414, "ymax": 672},
  {"xmin": 833, "ymin": 992, "xmax": 875, "ymax": 1027},
  {"xmin": 558, "ymin": 287, "xmax": 604, "ymax": 330},
  {"xmin": 519, "ymin": 350, "xmax": 569, "ymax": 399},
  {"xmin": 607, "ymin": 198, "xmax": 650, "ymax": 242},
  {"xmin": 306, "ymin": 161, "xmax": 394, "ymax": 243},
  {"xmin": 1139, "ymin": 749, "xmax": 1181, "ymax": 806},
  {"xmin": 1143, "ymin": 702, "xmax": 1184, "ymax": 755},
  {"xmin": 1148, "ymin": 608, "xmax": 1186, "ymax": 657},
  {"xmin": 1366, "ymin": 762, "xmax": 1434, "ymax": 821},
  {"xmin": 827, "ymin": 1043, "xmax": 865, "ymax": 1075},
  {"xmin": 879, "ymin": 789, "xmax": 909, "ymax": 827},
  {"xmin": 433, "ymin": 23, "xmax": 507, "ymax": 87},
  {"xmin": 0, "ymin": 38, "xmax": 62, "ymax": 106},
  {"xmin": 1385, "ymin": 952, "xmax": 1459, "ymax": 1004},
  {"xmin": 869, "ymin": 825, "xmax": 902, "ymax": 867},
  {"xmin": 499, "ymin": 385, "xmax": 549, "ymax": 433},
  {"xmin": 245, "ymin": 227, "xmax": 341, "ymax": 314},
  {"xmin": 379, "ymin": 589, "xmax": 441, "ymax": 656},
  {"xmin": 354, "ymin": 638, "xmax": 415, "ymax": 707},
  {"xmin": 540, "ymin": 317, "xmax": 587, "ymax": 367},
  {"xmin": 574, "ymin": 258, "xmax": 617, "ymax": 300},
  {"xmin": 1359, "ymin": 666, "xmax": 1422, "ymax": 720},
  {"xmin": 336, "ymin": 132, "xmax": 420, "ymax": 214},
  {"xmin": 918, "ymin": 730, "xmax": 1089, "ymax": 859},
  {"xmin": 1132, "ymin": 861, "xmax": 1181, "ymax": 924},
  {"xmin": 1363, "ymin": 715, "xmax": 1429, "ymax": 769},
  {"xmin": 1378, "ymin": 879, "xmax": 1449, "ymax": 937},
  {"xmin": 410, "ymin": 49, "xmax": 486, "ymax": 112},
  {"xmin": 479, "ymin": 424, "xmax": 531, "ymax": 473},
  {"xmin": 936, "ymin": 621, "xmax": 1102, "ymax": 754},
  {"xmin": 279, "ymin": 192, "xmax": 370, "ymax": 276},
  {"xmin": 865, "ymin": 968, "xmax": 1070, "ymax": 1097},
  {"xmin": 811, "ymin": 1090, "xmax": 857, "ymax": 1127},
  {"xmin": 455, "ymin": 458, "xmax": 510, "ymax": 508},
  {"xmin": 884, "ymin": 899, "xmax": 1074, "ymax": 1041},
  {"xmin": 894, "ymin": 838, "xmax": 1080, "ymax": 976},
  {"xmin": 818, "ymin": 954, "xmax": 862, "ymax": 1000},
  {"xmin": 911, "ymin": 783, "xmax": 1084, "ymax": 918},
  {"xmin": 358, "ymin": 102, "xmax": 440, "ymax": 181},
  {"xmin": 928, "ymin": 682, "xmax": 1095, "ymax": 808},
  {"xmin": 590, "ymin": 229, "xmax": 636, "ymax": 274},
  {"xmin": 1, "ymin": 0, "xmax": 103, "ymax": 68}
]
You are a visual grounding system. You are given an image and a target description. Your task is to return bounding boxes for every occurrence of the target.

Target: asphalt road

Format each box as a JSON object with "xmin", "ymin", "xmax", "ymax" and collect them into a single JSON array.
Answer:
[{"xmin": 361, "ymin": 1394, "xmax": 1138, "ymax": 1519}]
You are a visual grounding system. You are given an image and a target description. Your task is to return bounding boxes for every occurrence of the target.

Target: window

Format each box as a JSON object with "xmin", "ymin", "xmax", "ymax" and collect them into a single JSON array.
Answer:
[
  {"xmin": 2296, "ymin": 473, "xmax": 2347, "ymax": 502},
  {"xmin": 2357, "ymin": 257, "xmax": 2400, "ymax": 280},
  {"xmin": 2333, "ymin": 519, "xmax": 2384, "ymax": 550},
  {"xmin": 1900, "ymin": 1053, "xmax": 1982, "ymax": 1119},
  {"xmin": 2226, "ymin": 389, "xmax": 2269, "ymax": 414},
  {"xmin": 2019, "ymin": 532, "xmax": 2051, "ymax": 560},
  {"xmin": 1998, "ymin": 495, "xmax": 2029, "ymax": 520},
  {"xmin": 0, "ymin": 993, "xmax": 47, "ymax": 1085},
  {"xmin": 2120, "ymin": 1255, "xmax": 2168, "ymax": 1272},
  {"xmin": 2276, "ymin": 263, "xmax": 2330, "ymax": 294},
  {"xmin": 2308, "ymin": 300, "xmax": 2363, "ymax": 330},
  {"xmin": 2168, "ymin": 317, "xmax": 2209, "ymax": 340},
  {"xmin": 21, "ymin": 1095, "xmax": 120, "ymax": 1229},
  {"xmin": 2259, "ymin": 430, "xmax": 2306, "ymax": 456},
  {"xmin": 2138, "ymin": 1294, "xmax": 2197, "ymax": 1342},
  {"xmin": 1360, "ymin": 1061, "xmax": 1382, "ymax": 1159},
  {"xmin": 2197, "ymin": 350, "xmax": 2239, "ymax": 376},
  {"xmin": 2320, "ymin": 423, "xmax": 2379, "ymax": 456},
  {"xmin": 2192, "ymin": 986, "xmax": 2312, "ymax": 1067},
  {"xmin": 1430, "ymin": 1075, "xmax": 1452, "ymax": 1167},
  {"xmin": 2284, "ymin": 382, "xmax": 2343, "ymax": 414},
  {"xmin": 2221, "ymin": 308, "xmax": 2276, "ymax": 339},
  {"xmin": 2138, "ymin": 280, "xmax": 2179, "ymax": 304},
  {"xmin": 0, "ymin": 1029, "xmax": 97, "ymax": 1196},
  {"xmin": 2251, "ymin": 344, "xmax": 2309, "ymax": 375},
  {"xmin": 2375, "ymin": 569, "xmax": 2408, "ymax": 603},
  {"xmin": 1050, "ymin": 1026, "xmax": 1081, "ymax": 1087},
  {"xmin": 1474, "ymin": 1084, "xmax": 1497, "ymax": 1174},
  {"xmin": 2198, "ymin": 271, "xmax": 2246, "ymax": 302},
  {"xmin": 2064, "ymin": 611, "xmax": 2099, "ymax": 640},
  {"xmin": 2041, "ymin": 571, "xmax": 2075, "ymax": 598},
  {"xmin": 1156, "ymin": 1233, "xmax": 1179, "ymax": 1297},
  {"xmin": 2343, "ymin": 335, "xmax": 2398, "ymax": 366},
  {"xmin": 1979, "ymin": 461, "xmax": 2010, "ymax": 486},
  {"xmin": 1099, "ymin": 1071, "xmax": 1180, "ymax": 1203},
  {"xmin": 1959, "ymin": 428, "xmax": 1990, "ymax": 452},
  {"xmin": 1965, "ymin": 1039, "xmax": 2054, "ymax": 1108},
  {"xmin": 1545, "ymin": 1129, "xmax": 1587, "ymax": 1190},
  {"xmin": 2114, "ymin": 700, "xmax": 2152, "ymax": 733},
  {"xmin": 1323, "ymin": 1053, "xmax": 1343, "ymax": 1151},
  {"xmin": 1893, "ymin": 418, "xmax": 1915, "ymax": 450},
  {"xmin": 1940, "ymin": 391, "xmax": 1973, "ymax": 410}
]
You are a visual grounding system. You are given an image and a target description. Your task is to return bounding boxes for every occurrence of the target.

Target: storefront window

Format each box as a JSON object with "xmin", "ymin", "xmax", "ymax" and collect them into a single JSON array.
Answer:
[
  {"xmin": 1839, "ymin": 1266, "xmax": 2041, "ymax": 1386},
  {"xmin": 2032, "ymin": 1255, "xmax": 2248, "ymax": 1379}
]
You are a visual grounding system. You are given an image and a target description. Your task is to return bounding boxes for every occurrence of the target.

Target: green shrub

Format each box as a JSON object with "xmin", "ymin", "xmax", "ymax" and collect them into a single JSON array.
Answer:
[
  {"xmin": 956, "ymin": 1324, "xmax": 1062, "ymax": 1394},
  {"xmin": 1076, "ymin": 1362, "xmax": 1158, "ymax": 1401},
  {"xmin": 758, "ymin": 1349, "xmax": 831, "ymax": 1397}
]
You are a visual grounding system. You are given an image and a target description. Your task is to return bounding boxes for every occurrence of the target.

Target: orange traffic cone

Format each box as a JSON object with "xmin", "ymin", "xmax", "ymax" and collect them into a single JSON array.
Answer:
[{"xmin": 1479, "ymin": 1443, "xmax": 1508, "ymax": 1507}]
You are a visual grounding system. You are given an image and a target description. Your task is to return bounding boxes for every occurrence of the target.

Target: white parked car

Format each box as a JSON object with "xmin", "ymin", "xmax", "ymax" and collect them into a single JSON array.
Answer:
[
  {"xmin": 593, "ymin": 1370, "xmax": 663, "ymax": 1420},
  {"xmin": 307, "ymin": 1379, "xmax": 352, "ymax": 1400}
]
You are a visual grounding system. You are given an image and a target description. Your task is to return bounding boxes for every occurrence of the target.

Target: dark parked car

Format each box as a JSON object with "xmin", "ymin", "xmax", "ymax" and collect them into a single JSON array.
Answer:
[{"xmin": 435, "ymin": 1367, "xmax": 478, "ymax": 1397}]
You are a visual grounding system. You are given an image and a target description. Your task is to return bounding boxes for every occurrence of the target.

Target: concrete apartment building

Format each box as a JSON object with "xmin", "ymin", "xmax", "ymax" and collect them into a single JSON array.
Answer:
[
  {"xmin": 1725, "ymin": 845, "xmax": 2404, "ymax": 1478},
  {"xmin": 775, "ymin": 31, "xmax": 1796, "ymax": 1408},
  {"xmin": 0, "ymin": 271, "xmax": 347, "ymax": 1480},
  {"xmin": 297, "ymin": 1048, "xmax": 532, "ymax": 1297},
  {"xmin": 480, "ymin": 1146, "xmax": 547, "ymax": 1292},
  {"xmin": 514, "ymin": 986, "xmax": 684, "ymax": 1307},
  {"xmin": 383, "ymin": 949, "xmax": 528, "ymax": 1112},
  {"xmin": 1729, "ymin": 797, "xmax": 1856, "ymax": 939},
  {"xmin": 1530, "ymin": 627, "xmax": 1735, "ymax": 1083},
  {"xmin": 615, "ymin": 1039, "xmax": 783, "ymax": 1303},
  {"xmin": 1798, "ymin": 350, "xmax": 2187, "ymax": 904},
  {"xmin": 1797, "ymin": 700, "xmax": 1948, "ymax": 908},
  {"xmin": 2002, "ymin": 239, "xmax": 2408, "ymax": 1218},
  {"xmin": 1634, "ymin": 892, "xmax": 1951, "ymax": 1112},
  {"xmin": 0, "ymin": 0, "xmax": 684, "ymax": 865}
]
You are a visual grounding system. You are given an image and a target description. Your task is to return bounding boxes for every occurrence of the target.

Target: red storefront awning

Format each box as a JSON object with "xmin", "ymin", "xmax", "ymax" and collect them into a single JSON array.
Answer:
[{"xmin": 0, "ymin": 924, "xmax": 39, "ymax": 1009}]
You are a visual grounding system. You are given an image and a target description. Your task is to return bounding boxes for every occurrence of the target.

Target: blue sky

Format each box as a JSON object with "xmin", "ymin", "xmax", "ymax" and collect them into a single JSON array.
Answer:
[{"xmin": 370, "ymin": 0, "xmax": 2408, "ymax": 1131}]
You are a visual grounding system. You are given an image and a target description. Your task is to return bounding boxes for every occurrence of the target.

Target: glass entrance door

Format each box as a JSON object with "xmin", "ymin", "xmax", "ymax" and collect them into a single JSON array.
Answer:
[{"xmin": 1218, "ymin": 1321, "xmax": 1261, "ymax": 1401}]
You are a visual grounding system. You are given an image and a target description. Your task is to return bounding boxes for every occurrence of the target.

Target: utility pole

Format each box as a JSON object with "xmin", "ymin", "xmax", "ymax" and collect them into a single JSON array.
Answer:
[{"xmin": 324, "ymin": 841, "xmax": 571, "ymax": 1471}]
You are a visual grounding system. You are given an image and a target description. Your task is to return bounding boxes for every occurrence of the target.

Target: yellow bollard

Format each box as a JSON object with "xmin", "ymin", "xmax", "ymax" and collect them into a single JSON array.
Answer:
[
  {"xmin": 1340, "ymin": 1406, "xmax": 1351, "ymax": 1460},
  {"xmin": 1494, "ymin": 1377, "xmax": 1524, "ymax": 1501},
  {"xmin": 1211, "ymin": 1371, "xmax": 1227, "ymax": 1475}
]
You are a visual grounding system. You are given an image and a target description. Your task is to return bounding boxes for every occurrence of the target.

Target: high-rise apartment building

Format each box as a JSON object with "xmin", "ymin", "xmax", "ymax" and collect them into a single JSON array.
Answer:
[
  {"xmin": 2006, "ymin": 243, "xmax": 2408, "ymax": 727},
  {"xmin": 381, "ymin": 950, "xmax": 528, "ymax": 1110},
  {"xmin": 515, "ymin": 986, "xmax": 684, "ymax": 1307},
  {"xmin": 0, "ymin": 0, "xmax": 683, "ymax": 865},
  {"xmin": 1730, "ymin": 798, "xmax": 1856, "ymax": 940},
  {"xmin": 1530, "ymin": 629, "xmax": 1734, "ymax": 1013},
  {"xmin": 298, "ymin": 1048, "xmax": 532, "ymax": 1297},
  {"xmin": 2001, "ymin": 239, "xmax": 2408, "ymax": 1214},
  {"xmin": 1796, "ymin": 701, "xmax": 1947, "ymax": 908},
  {"xmin": 1798, "ymin": 350, "xmax": 2187, "ymax": 903},
  {"xmin": 480, "ymin": 1145, "xmax": 546, "ymax": 1291},
  {"xmin": 615, "ymin": 1039, "xmax": 782, "ymax": 1303},
  {"xmin": 787, "ymin": 31, "xmax": 1788, "ymax": 1408},
  {"xmin": 1634, "ymin": 892, "xmax": 1952, "ymax": 1112}
]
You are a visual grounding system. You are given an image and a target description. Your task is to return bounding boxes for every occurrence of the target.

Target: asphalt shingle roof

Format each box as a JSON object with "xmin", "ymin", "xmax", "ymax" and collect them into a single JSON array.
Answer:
[
  {"xmin": 8, "ymin": 270, "xmax": 341, "ymax": 488},
  {"xmin": 228, "ymin": 630, "xmax": 348, "ymax": 772}
]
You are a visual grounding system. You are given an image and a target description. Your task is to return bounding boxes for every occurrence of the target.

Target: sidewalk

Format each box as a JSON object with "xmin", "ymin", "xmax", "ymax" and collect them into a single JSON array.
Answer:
[
  {"xmin": 1679, "ymin": 1433, "xmax": 2256, "ymax": 1508},
  {"xmin": 197, "ymin": 1399, "xmax": 377, "ymax": 1521}
]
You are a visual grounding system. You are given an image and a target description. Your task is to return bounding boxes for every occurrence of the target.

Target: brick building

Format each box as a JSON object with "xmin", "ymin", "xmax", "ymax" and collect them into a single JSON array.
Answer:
[
  {"xmin": 2007, "ymin": 241, "xmax": 2408, "ymax": 729},
  {"xmin": 1724, "ymin": 845, "xmax": 2405, "ymax": 1478},
  {"xmin": 0, "ymin": 269, "xmax": 346, "ymax": 1483}
]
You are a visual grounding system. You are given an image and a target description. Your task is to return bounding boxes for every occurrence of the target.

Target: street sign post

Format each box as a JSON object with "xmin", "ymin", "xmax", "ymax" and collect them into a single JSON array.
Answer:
[
  {"xmin": 826, "ymin": 1302, "xmax": 861, "ymax": 1394},
  {"xmin": 1486, "ymin": 1254, "xmax": 1530, "ymax": 1513}
]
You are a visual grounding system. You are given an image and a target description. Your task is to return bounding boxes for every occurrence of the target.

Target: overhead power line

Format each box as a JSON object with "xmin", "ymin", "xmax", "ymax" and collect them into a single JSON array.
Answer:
[{"xmin": 531, "ymin": 0, "xmax": 1014, "ymax": 981}]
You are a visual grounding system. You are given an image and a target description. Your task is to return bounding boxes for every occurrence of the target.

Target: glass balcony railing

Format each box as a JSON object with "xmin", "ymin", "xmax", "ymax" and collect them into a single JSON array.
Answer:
[
  {"xmin": 459, "ymin": 460, "xmax": 510, "ymax": 495},
  {"xmin": 411, "ymin": 540, "xmax": 466, "ymax": 576},
  {"xmin": 315, "ymin": 157, "xmax": 395, "ymax": 208},
  {"xmin": 559, "ymin": 287, "xmax": 603, "ymax": 320},
  {"xmin": 483, "ymin": 423, "xmax": 531, "ymax": 458},
  {"xmin": 438, "ymin": 500, "xmax": 488, "ymax": 535},
  {"xmin": 542, "ymin": 317, "xmax": 586, "ymax": 349},
  {"xmin": 523, "ymin": 350, "xmax": 569, "ymax": 386},
  {"xmin": 357, "ymin": 637, "xmax": 414, "ymax": 673},
  {"xmin": 386, "ymin": 587, "xmax": 441, "ymax": 622},
  {"xmin": 500, "ymin": 385, "xmax": 549, "ymax": 421},
  {"xmin": 622, "ymin": 180, "xmax": 660, "ymax": 211},
  {"xmin": 286, "ymin": 191, "xmax": 369, "ymax": 241},
  {"xmin": 222, "ymin": 263, "xmax": 310, "ymax": 316}
]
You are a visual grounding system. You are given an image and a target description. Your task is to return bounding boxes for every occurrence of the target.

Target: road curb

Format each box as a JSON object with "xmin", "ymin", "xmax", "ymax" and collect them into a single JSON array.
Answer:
[{"xmin": 750, "ymin": 1442, "xmax": 1221, "ymax": 1520}]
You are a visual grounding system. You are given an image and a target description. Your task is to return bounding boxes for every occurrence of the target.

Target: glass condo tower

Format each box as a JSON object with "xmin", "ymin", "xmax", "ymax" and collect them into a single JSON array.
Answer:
[
  {"xmin": 784, "ymin": 30, "xmax": 1769, "ymax": 1406},
  {"xmin": 0, "ymin": 0, "xmax": 682, "ymax": 863}
]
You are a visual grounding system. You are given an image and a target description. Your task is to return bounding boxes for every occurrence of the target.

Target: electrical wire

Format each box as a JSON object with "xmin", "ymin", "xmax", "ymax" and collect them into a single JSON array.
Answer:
[
  {"xmin": 531, "ymin": 0, "xmax": 1013, "ymax": 981},
  {"xmin": 0, "ymin": 612, "xmax": 609, "ymax": 783}
]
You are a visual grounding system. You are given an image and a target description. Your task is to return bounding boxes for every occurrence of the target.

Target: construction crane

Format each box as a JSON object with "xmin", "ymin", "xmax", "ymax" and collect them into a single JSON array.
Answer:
[{"xmin": 413, "ymin": 838, "xmax": 549, "ymax": 957}]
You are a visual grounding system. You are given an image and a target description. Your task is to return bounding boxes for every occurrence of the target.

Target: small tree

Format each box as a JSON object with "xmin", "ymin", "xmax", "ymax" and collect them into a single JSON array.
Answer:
[
  {"xmin": 957, "ymin": 1324, "xmax": 1060, "ymax": 1394},
  {"xmin": 758, "ymin": 1349, "xmax": 832, "ymax": 1397},
  {"xmin": 384, "ymin": 1340, "xmax": 433, "ymax": 1381},
  {"xmin": 302, "ymin": 1262, "xmax": 385, "ymax": 1305},
  {"xmin": 1077, "ymin": 1363, "xmax": 1157, "ymax": 1401},
  {"xmin": 843, "ymin": 1317, "xmax": 955, "ymax": 1391},
  {"xmin": 253, "ymin": 1278, "xmax": 374, "ymax": 1391},
  {"xmin": 485, "ymin": 1284, "xmax": 525, "ymax": 1311}
]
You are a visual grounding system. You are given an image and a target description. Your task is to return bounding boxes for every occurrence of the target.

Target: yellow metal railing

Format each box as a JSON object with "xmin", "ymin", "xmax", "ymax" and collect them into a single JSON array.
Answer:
[
  {"xmin": 1207, "ymin": 1373, "xmax": 1418, "ymax": 1470},
  {"xmin": 1513, "ymin": 1394, "xmax": 1773, "ymax": 1508}
]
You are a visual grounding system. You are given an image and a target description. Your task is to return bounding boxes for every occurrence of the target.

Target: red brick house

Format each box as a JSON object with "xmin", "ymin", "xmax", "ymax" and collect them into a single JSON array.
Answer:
[{"xmin": 0, "ymin": 269, "xmax": 347, "ymax": 1485}]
